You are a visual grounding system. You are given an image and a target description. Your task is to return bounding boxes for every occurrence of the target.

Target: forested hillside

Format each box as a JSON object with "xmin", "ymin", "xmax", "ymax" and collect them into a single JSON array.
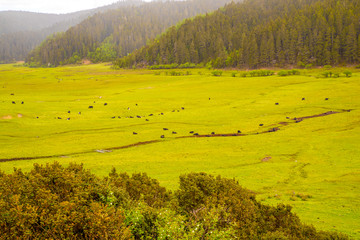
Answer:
[
  {"xmin": 115, "ymin": 0, "xmax": 360, "ymax": 69},
  {"xmin": 0, "ymin": 162, "xmax": 348, "ymax": 239},
  {"xmin": 0, "ymin": 0, "xmax": 143, "ymax": 63},
  {"xmin": 25, "ymin": 0, "xmax": 240, "ymax": 67}
]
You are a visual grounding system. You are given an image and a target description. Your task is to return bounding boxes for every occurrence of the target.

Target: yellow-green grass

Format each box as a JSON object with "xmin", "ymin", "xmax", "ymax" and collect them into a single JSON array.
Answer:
[{"xmin": 0, "ymin": 64, "xmax": 359, "ymax": 238}]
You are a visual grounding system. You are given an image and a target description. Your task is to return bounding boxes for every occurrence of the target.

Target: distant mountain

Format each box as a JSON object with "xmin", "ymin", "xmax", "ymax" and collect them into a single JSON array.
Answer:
[
  {"xmin": 0, "ymin": 0, "xmax": 143, "ymax": 63},
  {"xmin": 115, "ymin": 0, "xmax": 360, "ymax": 69},
  {"xmin": 26, "ymin": 0, "xmax": 241, "ymax": 67},
  {"xmin": 0, "ymin": 11, "xmax": 67, "ymax": 35}
]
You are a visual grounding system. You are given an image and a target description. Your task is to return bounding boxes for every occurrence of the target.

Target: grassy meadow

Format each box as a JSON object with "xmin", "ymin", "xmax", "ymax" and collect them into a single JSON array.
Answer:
[{"xmin": 0, "ymin": 63, "xmax": 359, "ymax": 238}]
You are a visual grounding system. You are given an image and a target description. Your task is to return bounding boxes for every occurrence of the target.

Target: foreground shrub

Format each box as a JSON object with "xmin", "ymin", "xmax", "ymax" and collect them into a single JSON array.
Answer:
[
  {"xmin": 0, "ymin": 163, "xmax": 349, "ymax": 239},
  {"xmin": 174, "ymin": 172, "xmax": 348, "ymax": 239},
  {"xmin": 0, "ymin": 163, "xmax": 131, "ymax": 239}
]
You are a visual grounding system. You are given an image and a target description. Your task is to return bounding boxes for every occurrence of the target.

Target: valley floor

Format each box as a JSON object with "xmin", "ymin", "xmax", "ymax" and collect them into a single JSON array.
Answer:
[{"xmin": 0, "ymin": 63, "xmax": 359, "ymax": 238}]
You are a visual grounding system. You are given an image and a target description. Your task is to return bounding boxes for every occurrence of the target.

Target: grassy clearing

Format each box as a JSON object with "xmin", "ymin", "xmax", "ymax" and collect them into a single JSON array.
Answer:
[{"xmin": 0, "ymin": 63, "xmax": 359, "ymax": 238}]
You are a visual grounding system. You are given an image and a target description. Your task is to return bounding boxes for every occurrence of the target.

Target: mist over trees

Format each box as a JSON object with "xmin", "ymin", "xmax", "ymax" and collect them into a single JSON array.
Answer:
[
  {"xmin": 25, "ymin": 0, "xmax": 241, "ymax": 67},
  {"xmin": 115, "ymin": 0, "xmax": 360, "ymax": 69}
]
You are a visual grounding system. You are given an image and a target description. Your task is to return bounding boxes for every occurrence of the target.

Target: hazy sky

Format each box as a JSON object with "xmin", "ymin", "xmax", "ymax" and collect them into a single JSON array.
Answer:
[{"xmin": 0, "ymin": 0, "xmax": 138, "ymax": 14}]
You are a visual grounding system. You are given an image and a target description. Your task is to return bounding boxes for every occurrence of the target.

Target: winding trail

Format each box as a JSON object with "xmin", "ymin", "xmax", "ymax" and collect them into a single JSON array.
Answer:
[{"xmin": 0, "ymin": 110, "xmax": 351, "ymax": 163}]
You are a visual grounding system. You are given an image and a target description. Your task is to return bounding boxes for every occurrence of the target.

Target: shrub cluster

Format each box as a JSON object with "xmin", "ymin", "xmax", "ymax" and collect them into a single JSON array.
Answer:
[
  {"xmin": 0, "ymin": 163, "xmax": 349, "ymax": 239},
  {"xmin": 164, "ymin": 71, "xmax": 192, "ymax": 76},
  {"xmin": 149, "ymin": 63, "xmax": 198, "ymax": 70},
  {"xmin": 242, "ymin": 70, "xmax": 274, "ymax": 77},
  {"xmin": 317, "ymin": 70, "xmax": 352, "ymax": 78},
  {"xmin": 277, "ymin": 69, "xmax": 301, "ymax": 76}
]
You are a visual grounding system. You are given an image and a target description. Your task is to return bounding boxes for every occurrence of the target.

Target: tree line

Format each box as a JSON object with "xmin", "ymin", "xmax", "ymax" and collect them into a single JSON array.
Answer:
[
  {"xmin": 26, "ymin": 0, "xmax": 241, "ymax": 67},
  {"xmin": 115, "ymin": 0, "xmax": 360, "ymax": 69},
  {"xmin": 0, "ymin": 162, "xmax": 349, "ymax": 239}
]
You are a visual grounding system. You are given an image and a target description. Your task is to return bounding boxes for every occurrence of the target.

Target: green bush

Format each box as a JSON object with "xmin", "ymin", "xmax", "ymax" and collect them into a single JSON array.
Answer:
[
  {"xmin": 343, "ymin": 70, "xmax": 352, "ymax": 77},
  {"xmin": 278, "ymin": 70, "xmax": 289, "ymax": 76},
  {"xmin": 289, "ymin": 69, "xmax": 300, "ymax": 75},
  {"xmin": 178, "ymin": 62, "xmax": 196, "ymax": 69},
  {"xmin": 169, "ymin": 71, "xmax": 183, "ymax": 76},
  {"xmin": 332, "ymin": 73, "xmax": 340, "ymax": 78},
  {"xmin": 211, "ymin": 70, "xmax": 223, "ymax": 76},
  {"xmin": 321, "ymin": 71, "xmax": 330, "ymax": 78}
]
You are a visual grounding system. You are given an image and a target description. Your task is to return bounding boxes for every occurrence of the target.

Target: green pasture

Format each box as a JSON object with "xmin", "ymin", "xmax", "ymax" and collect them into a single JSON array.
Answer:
[{"xmin": 0, "ymin": 63, "xmax": 359, "ymax": 238}]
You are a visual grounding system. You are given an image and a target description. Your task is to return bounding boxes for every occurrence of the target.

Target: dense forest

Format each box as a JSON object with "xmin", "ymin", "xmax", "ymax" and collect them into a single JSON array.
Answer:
[
  {"xmin": 115, "ymin": 0, "xmax": 360, "ymax": 69},
  {"xmin": 0, "ymin": 162, "xmax": 348, "ymax": 239},
  {"xmin": 0, "ymin": 0, "xmax": 143, "ymax": 63},
  {"xmin": 25, "ymin": 0, "xmax": 241, "ymax": 67}
]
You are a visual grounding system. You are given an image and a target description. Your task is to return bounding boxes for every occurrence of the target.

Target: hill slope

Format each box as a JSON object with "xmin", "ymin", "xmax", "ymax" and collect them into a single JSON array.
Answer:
[
  {"xmin": 0, "ymin": 0, "xmax": 143, "ymax": 63},
  {"xmin": 115, "ymin": 0, "xmax": 360, "ymax": 69},
  {"xmin": 25, "ymin": 0, "xmax": 240, "ymax": 66}
]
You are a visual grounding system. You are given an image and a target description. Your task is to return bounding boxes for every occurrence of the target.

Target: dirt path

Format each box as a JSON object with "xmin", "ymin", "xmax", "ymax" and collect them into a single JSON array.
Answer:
[{"xmin": 0, "ymin": 110, "xmax": 351, "ymax": 163}]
